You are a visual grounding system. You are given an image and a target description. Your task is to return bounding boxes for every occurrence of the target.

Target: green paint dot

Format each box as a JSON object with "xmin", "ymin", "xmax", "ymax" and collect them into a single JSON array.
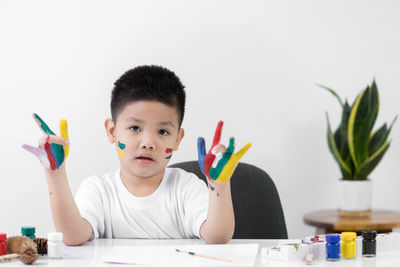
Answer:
[{"xmin": 118, "ymin": 141, "xmax": 126, "ymax": 150}]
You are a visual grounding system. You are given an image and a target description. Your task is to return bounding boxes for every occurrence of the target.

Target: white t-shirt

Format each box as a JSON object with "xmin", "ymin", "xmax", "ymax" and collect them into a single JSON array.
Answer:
[{"xmin": 75, "ymin": 168, "xmax": 209, "ymax": 239}]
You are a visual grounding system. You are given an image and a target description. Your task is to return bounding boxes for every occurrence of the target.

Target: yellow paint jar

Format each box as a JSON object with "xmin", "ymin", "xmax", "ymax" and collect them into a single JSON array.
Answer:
[{"xmin": 341, "ymin": 232, "xmax": 357, "ymax": 259}]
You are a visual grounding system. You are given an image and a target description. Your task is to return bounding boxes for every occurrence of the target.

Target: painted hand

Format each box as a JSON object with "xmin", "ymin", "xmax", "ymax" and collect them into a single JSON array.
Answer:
[
  {"xmin": 197, "ymin": 121, "xmax": 251, "ymax": 183},
  {"xmin": 22, "ymin": 113, "xmax": 69, "ymax": 170}
]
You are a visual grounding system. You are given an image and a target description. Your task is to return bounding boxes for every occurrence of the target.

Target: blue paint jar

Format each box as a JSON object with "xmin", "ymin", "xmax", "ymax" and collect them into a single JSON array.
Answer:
[{"xmin": 326, "ymin": 234, "xmax": 341, "ymax": 261}]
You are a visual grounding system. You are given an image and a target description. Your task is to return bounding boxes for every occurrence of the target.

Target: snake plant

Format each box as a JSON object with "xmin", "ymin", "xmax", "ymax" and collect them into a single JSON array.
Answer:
[{"xmin": 321, "ymin": 80, "xmax": 397, "ymax": 180}]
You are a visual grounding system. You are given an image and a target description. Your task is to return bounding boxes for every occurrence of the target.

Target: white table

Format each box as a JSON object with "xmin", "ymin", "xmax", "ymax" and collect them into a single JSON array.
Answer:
[{"xmin": 3, "ymin": 239, "xmax": 400, "ymax": 266}]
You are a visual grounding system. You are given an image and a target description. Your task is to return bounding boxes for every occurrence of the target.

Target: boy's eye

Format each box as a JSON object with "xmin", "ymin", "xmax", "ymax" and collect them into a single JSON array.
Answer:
[
  {"xmin": 158, "ymin": 129, "xmax": 170, "ymax": 136},
  {"xmin": 129, "ymin": 126, "xmax": 141, "ymax": 132}
]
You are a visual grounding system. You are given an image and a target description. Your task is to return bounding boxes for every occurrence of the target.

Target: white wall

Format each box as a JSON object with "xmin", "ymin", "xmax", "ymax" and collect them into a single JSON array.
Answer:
[{"xmin": 1, "ymin": 0, "xmax": 399, "ymax": 238}]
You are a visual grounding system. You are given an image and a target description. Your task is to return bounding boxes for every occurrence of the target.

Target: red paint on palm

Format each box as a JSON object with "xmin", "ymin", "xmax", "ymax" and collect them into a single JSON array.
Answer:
[
  {"xmin": 204, "ymin": 121, "xmax": 223, "ymax": 178},
  {"xmin": 44, "ymin": 142, "xmax": 56, "ymax": 170}
]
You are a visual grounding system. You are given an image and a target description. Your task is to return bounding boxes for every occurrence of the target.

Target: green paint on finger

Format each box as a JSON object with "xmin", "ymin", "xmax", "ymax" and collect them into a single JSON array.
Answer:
[
  {"xmin": 34, "ymin": 113, "xmax": 55, "ymax": 135},
  {"xmin": 118, "ymin": 141, "xmax": 126, "ymax": 150},
  {"xmin": 209, "ymin": 137, "xmax": 235, "ymax": 179}
]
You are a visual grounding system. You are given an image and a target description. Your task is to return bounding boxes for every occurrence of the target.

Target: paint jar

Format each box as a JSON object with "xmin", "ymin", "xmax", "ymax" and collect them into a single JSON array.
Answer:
[
  {"xmin": 48, "ymin": 232, "xmax": 63, "ymax": 259},
  {"xmin": 21, "ymin": 226, "xmax": 35, "ymax": 239},
  {"xmin": 362, "ymin": 230, "xmax": 377, "ymax": 257},
  {"xmin": 341, "ymin": 232, "xmax": 357, "ymax": 259},
  {"xmin": 0, "ymin": 233, "xmax": 7, "ymax": 256},
  {"xmin": 326, "ymin": 234, "xmax": 341, "ymax": 261}
]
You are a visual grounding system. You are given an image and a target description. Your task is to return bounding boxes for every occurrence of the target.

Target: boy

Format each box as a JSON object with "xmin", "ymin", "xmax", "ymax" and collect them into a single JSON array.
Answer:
[{"xmin": 23, "ymin": 65, "xmax": 249, "ymax": 245}]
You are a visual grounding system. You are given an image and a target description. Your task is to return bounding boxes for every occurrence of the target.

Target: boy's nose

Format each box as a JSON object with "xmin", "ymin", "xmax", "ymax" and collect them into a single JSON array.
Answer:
[
  {"xmin": 141, "ymin": 143, "xmax": 155, "ymax": 150},
  {"xmin": 140, "ymin": 135, "xmax": 155, "ymax": 150}
]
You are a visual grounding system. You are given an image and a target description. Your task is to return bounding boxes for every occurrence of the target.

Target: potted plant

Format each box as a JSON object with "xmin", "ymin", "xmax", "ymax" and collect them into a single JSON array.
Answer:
[{"xmin": 321, "ymin": 80, "xmax": 397, "ymax": 216}]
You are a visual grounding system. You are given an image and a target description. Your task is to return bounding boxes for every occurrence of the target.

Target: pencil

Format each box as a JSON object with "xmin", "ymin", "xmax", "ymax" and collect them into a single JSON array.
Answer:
[{"xmin": 175, "ymin": 249, "xmax": 232, "ymax": 263}]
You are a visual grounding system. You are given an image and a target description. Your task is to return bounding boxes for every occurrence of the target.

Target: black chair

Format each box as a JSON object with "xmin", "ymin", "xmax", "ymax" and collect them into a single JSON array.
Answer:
[{"xmin": 169, "ymin": 161, "xmax": 288, "ymax": 239}]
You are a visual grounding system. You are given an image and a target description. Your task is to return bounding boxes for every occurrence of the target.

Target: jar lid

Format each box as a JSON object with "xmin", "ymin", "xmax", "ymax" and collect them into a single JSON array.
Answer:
[
  {"xmin": 326, "ymin": 234, "xmax": 341, "ymax": 243},
  {"xmin": 48, "ymin": 232, "xmax": 63, "ymax": 241},
  {"xmin": 21, "ymin": 226, "xmax": 35, "ymax": 235},
  {"xmin": 0, "ymin": 233, "xmax": 6, "ymax": 241},
  {"xmin": 362, "ymin": 230, "xmax": 377, "ymax": 239},
  {"xmin": 341, "ymin": 232, "xmax": 357, "ymax": 241}
]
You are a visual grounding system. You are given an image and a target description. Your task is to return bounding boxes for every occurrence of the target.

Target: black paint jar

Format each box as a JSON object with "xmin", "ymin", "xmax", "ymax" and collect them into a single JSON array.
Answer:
[{"xmin": 362, "ymin": 230, "xmax": 377, "ymax": 257}]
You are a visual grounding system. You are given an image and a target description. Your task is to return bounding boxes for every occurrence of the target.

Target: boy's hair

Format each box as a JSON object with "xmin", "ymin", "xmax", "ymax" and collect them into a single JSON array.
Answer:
[{"xmin": 111, "ymin": 65, "xmax": 186, "ymax": 127}]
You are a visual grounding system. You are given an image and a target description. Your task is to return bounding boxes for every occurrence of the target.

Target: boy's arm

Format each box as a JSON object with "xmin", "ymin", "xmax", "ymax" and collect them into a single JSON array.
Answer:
[
  {"xmin": 23, "ymin": 114, "xmax": 92, "ymax": 246},
  {"xmin": 199, "ymin": 181, "xmax": 234, "ymax": 244},
  {"xmin": 45, "ymin": 165, "xmax": 93, "ymax": 246},
  {"xmin": 197, "ymin": 121, "xmax": 251, "ymax": 244}
]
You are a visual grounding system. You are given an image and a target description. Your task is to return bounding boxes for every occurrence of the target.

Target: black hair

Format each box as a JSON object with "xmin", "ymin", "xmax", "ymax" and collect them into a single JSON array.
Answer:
[{"xmin": 111, "ymin": 65, "xmax": 186, "ymax": 127}]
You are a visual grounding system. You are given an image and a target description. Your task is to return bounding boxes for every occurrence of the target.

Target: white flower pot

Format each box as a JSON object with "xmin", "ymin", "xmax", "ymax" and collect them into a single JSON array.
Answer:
[{"xmin": 338, "ymin": 180, "xmax": 372, "ymax": 216}]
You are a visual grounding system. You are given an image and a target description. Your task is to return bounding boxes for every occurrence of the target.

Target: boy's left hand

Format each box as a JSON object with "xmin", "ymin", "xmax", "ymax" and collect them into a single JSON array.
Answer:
[
  {"xmin": 22, "ymin": 113, "xmax": 69, "ymax": 171},
  {"xmin": 197, "ymin": 121, "xmax": 251, "ymax": 183}
]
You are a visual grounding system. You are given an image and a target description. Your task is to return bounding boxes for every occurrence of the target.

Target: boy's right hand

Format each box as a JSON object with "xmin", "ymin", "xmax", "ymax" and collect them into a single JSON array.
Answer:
[
  {"xmin": 22, "ymin": 113, "xmax": 70, "ymax": 171},
  {"xmin": 197, "ymin": 121, "xmax": 251, "ymax": 183}
]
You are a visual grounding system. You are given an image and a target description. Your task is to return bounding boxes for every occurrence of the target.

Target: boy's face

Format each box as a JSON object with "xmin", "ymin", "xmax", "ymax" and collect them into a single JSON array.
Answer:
[{"xmin": 105, "ymin": 100, "xmax": 184, "ymax": 180}]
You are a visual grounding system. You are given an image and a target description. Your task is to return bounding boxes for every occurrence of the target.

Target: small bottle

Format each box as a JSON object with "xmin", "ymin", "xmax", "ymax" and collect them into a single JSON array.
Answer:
[
  {"xmin": 362, "ymin": 230, "xmax": 377, "ymax": 257},
  {"xmin": 48, "ymin": 232, "xmax": 63, "ymax": 259},
  {"xmin": 326, "ymin": 234, "xmax": 341, "ymax": 261},
  {"xmin": 21, "ymin": 226, "xmax": 36, "ymax": 239},
  {"xmin": 341, "ymin": 232, "xmax": 357, "ymax": 259},
  {"xmin": 0, "ymin": 233, "xmax": 7, "ymax": 256}
]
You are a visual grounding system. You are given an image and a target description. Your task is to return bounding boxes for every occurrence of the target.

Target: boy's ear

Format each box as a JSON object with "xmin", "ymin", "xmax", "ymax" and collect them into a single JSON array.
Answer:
[
  {"xmin": 173, "ymin": 128, "xmax": 185, "ymax": 151},
  {"xmin": 104, "ymin": 118, "xmax": 116, "ymax": 143}
]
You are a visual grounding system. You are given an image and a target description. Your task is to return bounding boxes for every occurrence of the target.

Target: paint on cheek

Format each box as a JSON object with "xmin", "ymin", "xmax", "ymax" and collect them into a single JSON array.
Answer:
[
  {"xmin": 165, "ymin": 148, "xmax": 173, "ymax": 159},
  {"xmin": 118, "ymin": 141, "xmax": 126, "ymax": 150},
  {"xmin": 117, "ymin": 141, "xmax": 126, "ymax": 157}
]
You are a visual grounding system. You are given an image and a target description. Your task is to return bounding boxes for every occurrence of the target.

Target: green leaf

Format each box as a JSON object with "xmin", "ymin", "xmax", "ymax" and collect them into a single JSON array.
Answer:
[
  {"xmin": 369, "ymin": 115, "xmax": 397, "ymax": 154},
  {"xmin": 326, "ymin": 113, "xmax": 352, "ymax": 178},
  {"xmin": 334, "ymin": 101, "xmax": 351, "ymax": 163},
  {"xmin": 318, "ymin": 84, "xmax": 344, "ymax": 107},
  {"xmin": 368, "ymin": 124, "xmax": 388, "ymax": 155},
  {"xmin": 355, "ymin": 141, "xmax": 390, "ymax": 179},
  {"xmin": 348, "ymin": 83, "xmax": 379, "ymax": 167}
]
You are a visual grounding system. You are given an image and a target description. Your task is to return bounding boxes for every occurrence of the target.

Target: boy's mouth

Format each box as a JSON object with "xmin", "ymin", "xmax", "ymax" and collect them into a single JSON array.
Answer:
[{"xmin": 136, "ymin": 154, "xmax": 154, "ymax": 163}]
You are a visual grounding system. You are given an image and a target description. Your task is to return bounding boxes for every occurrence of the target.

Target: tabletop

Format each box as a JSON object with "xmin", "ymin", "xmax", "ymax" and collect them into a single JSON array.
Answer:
[
  {"xmin": 2, "ymin": 238, "xmax": 400, "ymax": 266},
  {"xmin": 304, "ymin": 209, "xmax": 400, "ymax": 234}
]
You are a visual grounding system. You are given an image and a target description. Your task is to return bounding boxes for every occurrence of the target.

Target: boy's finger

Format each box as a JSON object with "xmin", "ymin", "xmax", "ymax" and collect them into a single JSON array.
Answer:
[
  {"xmin": 209, "ymin": 138, "xmax": 235, "ymax": 179},
  {"xmin": 211, "ymin": 121, "xmax": 224, "ymax": 148},
  {"xmin": 216, "ymin": 142, "xmax": 251, "ymax": 183},
  {"xmin": 22, "ymin": 143, "xmax": 43, "ymax": 157},
  {"xmin": 22, "ymin": 143, "xmax": 51, "ymax": 169},
  {"xmin": 197, "ymin": 137, "xmax": 206, "ymax": 173},
  {"xmin": 232, "ymin": 142, "xmax": 251, "ymax": 162},
  {"xmin": 60, "ymin": 119, "xmax": 69, "ymax": 158},
  {"xmin": 225, "ymin": 137, "xmax": 235, "ymax": 155},
  {"xmin": 204, "ymin": 121, "xmax": 224, "ymax": 178},
  {"xmin": 33, "ymin": 113, "xmax": 55, "ymax": 135}
]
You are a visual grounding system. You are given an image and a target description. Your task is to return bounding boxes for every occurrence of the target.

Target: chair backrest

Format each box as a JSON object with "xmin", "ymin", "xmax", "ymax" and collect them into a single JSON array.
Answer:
[{"xmin": 169, "ymin": 161, "xmax": 288, "ymax": 239}]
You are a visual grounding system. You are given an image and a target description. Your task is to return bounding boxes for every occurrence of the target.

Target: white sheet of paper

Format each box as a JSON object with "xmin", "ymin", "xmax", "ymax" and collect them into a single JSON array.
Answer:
[{"xmin": 102, "ymin": 243, "xmax": 259, "ymax": 266}]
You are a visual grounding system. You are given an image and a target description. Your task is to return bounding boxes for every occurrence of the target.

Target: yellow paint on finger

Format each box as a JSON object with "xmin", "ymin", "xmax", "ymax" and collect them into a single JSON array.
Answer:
[
  {"xmin": 60, "ymin": 119, "xmax": 69, "ymax": 158},
  {"xmin": 216, "ymin": 142, "xmax": 251, "ymax": 182}
]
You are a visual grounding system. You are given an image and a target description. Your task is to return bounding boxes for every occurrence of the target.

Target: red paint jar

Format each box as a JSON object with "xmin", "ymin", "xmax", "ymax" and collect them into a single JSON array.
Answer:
[{"xmin": 0, "ymin": 233, "xmax": 7, "ymax": 256}]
